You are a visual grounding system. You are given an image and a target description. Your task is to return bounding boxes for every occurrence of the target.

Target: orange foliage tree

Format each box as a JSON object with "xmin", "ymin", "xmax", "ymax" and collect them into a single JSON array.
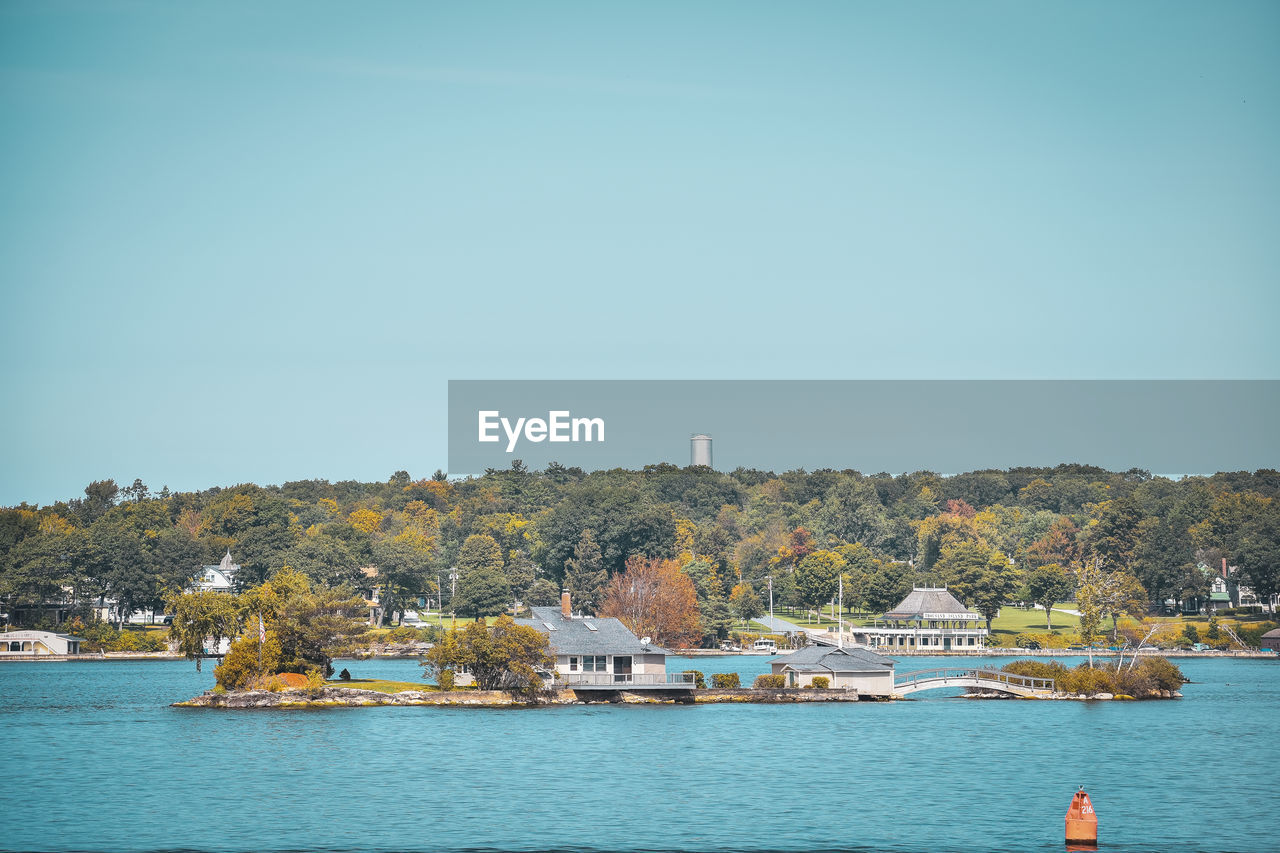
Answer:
[{"xmin": 599, "ymin": 556, "xmax": 701, "ymax": 649}]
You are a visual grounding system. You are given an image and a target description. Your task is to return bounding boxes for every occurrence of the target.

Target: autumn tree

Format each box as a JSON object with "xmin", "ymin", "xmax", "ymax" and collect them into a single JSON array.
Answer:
[
  {"xmin": 237, "ymin": 568, "xmax": 367, "ymax": 676},
  {"xmin": 1022, "ymin": 517, "xmax": 1081, "ymax": 569},
  {"xmin": 214, "ymin": 630, "xmax": 283, "ymax": 689},
  {"xmin": 422, "ymin": 616, "xmax": 553, "ymax": 695},
  {"xmin": 599, "ymin": 556, "xmax": 701, "ymax": 648}
]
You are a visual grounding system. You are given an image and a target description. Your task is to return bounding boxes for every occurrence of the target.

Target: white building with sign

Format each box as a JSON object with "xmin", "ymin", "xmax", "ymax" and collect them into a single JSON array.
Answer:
[{"xmin": 849, "ymin": 587, "xmax": 988, "ymax": 651}]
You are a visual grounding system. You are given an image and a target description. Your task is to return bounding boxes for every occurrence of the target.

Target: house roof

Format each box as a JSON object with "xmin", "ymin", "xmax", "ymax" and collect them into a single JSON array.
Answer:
[
  {"xmin": 516, "ymin": 606, "xmax": 668, "ymax": 656},
  {"xmin": 1261, "ymin": 628, "xmax": 1280, "ymax": 639},
  {"xmin": 0, "ymin": 630, "xmax": 85, "ymax": 642},
  {"xmin": 774, "ymin": 645, "xmax": 895, "ymax": 674},
  {"xmin": 884, "ymin": 587, "xmax": 980, "ymax": 620}
]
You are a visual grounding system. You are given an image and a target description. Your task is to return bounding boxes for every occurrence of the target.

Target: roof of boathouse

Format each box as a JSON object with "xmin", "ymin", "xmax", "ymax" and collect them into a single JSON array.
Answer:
[
  {"xmin": 516, "ymin": 606, "xmax": 669, "ymax": 657},
  {"xmin": 772, "ymin": 645, "xmax": 894, "ymax": 674},
  {"xmin": 884, "ymin": 586, "xmax": 981, "ymax": 621}
]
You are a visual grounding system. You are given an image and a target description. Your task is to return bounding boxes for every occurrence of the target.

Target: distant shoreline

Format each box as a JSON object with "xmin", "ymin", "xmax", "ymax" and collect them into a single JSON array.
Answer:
[{"xmin": 3, "ymin": 647, "xmax": 1274, "ymax": 663}]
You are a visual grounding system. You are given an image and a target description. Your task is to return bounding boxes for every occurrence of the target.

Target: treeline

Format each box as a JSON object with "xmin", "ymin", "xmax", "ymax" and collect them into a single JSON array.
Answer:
[{"xmin": 2, "ymin": 463, "xmax": 1278, "ymax": 646}]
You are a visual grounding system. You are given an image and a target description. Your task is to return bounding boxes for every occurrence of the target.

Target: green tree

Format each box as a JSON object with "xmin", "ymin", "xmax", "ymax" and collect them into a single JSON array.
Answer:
[
  {"xmin": 1235, "ymin": 505, "xmax": 1280, "ymax": 607},
  {"xmin": 563, "ymin": 529, "xmax": 608, "ymax": 614},
  {"xmin": 453, "ymin": 563, "xmax": 512, "ymax": 618},
  {"xmin": 729, "ymin": 582, "xmax": 765, "ymax": 624},
  {"xmin": 422, "ymin": 615, "xmax": 554, "ymax": 694},
  {"xmin": 795, "ymin": 550, "xmax": 846, "ymax": 615},
  {"xmin": 1024, "ymin": 563, "xmax": 1075, "ymax": 631},
  {"xmin": 70, "ymin": 479, "xmax": 119, "ymax": 525},
  {"xmin": 1, "ymin": 528, "xmax": 85, "ymax": 620},
  {"xmin": 527, "ymin": 578, "xmax": 560, "ymax": 606},
  {"xmin": 371, "ymin": 536, "xmax": 433, "ymax": 627},
  {"xmin": 145, "ymin": 527, "xmax": 206, "ymax": 600},
  {"xmin": 937, "ymin": 541, "xmax": 1019, "ymax": 629},
  {"xmin": 864, "ymin": 561, "xmax": 916, "ymax": 614},
  {"xmin": 1088, "ymin": 496, "xmax": 1146, "ymax": 571},
  {"xmin": 503, "ymin": 550, "xmax": 538, "ymax": 608},
  {"xmin": 285, "ymin": 534, "xmax": 361, "ymax": 589},
  {"xmin": 458, "ymin": 534, "xmax": 503, "ymax": 576},
  {"xmin": 167, "ymin": 589, "xmax": 241, "ymax": 671},
  {"xmin": 88, "ymin": 518, "xmax": 154, "ymax": 627}
]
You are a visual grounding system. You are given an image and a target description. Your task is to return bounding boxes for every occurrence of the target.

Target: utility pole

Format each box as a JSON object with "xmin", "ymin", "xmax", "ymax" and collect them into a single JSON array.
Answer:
[
  {"xmin": 766, "ymin": 576, "xmax": 774, "ymax": 634},
  {"xmin": 838, "ymin": 574, "xmax": 844, "ymax": 650}
]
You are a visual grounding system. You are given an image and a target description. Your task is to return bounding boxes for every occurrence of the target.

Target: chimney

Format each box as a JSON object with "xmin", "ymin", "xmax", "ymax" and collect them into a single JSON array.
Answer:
[
  {"xmin": 1222, "ymin": 557, "xmax": 1228, "ymax": 579},
  {"xmin": 561, "ymin": 589, "xmax": 572, "ymax": 619}
]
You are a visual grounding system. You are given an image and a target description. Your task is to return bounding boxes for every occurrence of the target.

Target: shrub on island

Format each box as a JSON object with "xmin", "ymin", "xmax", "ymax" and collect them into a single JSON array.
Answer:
[
  {"xmin": 809, "ymin": 676, "xmax": 830, "ymax": 689},
  {"xmin": 753, "ymin": 674, "xmax": 786, "ymax": 689},
  {"xmin": 1001, "ymin": 657, "xmax": 1184, "ymax": 698},
  {"xmin": 710, "ymin": 673, "xmax": 741, "ymax": 689},
  {"xmin": 684, "ymin": 670, "xmax": 707, "ymax": 689}
]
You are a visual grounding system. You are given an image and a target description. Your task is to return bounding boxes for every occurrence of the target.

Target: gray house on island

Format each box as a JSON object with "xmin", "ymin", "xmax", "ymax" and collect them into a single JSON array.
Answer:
[
  {"xmin": 516, "ymin": 592, "xmax": 696, "ymax": 690},
  {"xmin": 770, "ymin": 645, "xmax": 896, "ymax": 696}
]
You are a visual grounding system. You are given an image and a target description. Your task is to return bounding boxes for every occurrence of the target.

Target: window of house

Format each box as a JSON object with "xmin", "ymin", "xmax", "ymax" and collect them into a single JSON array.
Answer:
[
  {"xmin": 568, "ymin": 656, "xmax": 579, "ymax": 671},
  {"xmin": 582, "ymin": 655, "xmax": 607, "ymax": 672}
]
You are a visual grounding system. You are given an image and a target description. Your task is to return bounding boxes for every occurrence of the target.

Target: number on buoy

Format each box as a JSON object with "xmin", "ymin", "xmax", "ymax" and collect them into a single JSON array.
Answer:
[{"xmin": 1065, "ymin": 787, "xmax": 1098, "ymax": 846}]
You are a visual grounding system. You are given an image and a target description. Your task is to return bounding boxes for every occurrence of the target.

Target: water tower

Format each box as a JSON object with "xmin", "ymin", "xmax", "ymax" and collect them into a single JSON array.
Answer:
[{"xmin": 690, "ymin": 434, "xmax": 713, "ymax": 468}]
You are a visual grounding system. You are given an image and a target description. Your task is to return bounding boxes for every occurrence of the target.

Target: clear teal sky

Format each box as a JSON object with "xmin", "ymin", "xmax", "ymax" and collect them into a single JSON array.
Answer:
[{"xmin": 2, "ymin": 1, "xmax": 1278, "ymax": 506}]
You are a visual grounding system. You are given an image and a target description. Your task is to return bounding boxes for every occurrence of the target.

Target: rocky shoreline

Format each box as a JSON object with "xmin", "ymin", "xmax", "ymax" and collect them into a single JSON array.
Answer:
[
  {"xmin": 171, "ymin": 683, "xmax": 1185, "ymax": 708},
  {"xmin": 174, "ymin": 686, "xmax": 870, "ymax": 708},
  {"xmin": 963, "ymin": 689, "xmax": 1183, "ymax": 700}
]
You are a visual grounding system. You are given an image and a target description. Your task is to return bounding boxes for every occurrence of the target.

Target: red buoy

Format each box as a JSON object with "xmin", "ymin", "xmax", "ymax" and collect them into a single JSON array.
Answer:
[{"xmin": 1065, "ymin": 787, "xmax": 1098, "ymax": 846}]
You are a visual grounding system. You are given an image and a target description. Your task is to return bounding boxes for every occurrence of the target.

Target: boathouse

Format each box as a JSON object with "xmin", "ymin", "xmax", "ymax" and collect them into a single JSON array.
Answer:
[
  {"xmin": 850, "ymin": 587, "xmax": 988, "ymax": 651},
  {"xmin": 0, "ymin": 630, "xmax": 85, "ymax": 656},
  {"xmin": 770, "ymin": 645, "xmax": 895, "ymax": 696},
  {"xmin": 516, "ymin": 592, "xmax": 695, "ymax": 690}
]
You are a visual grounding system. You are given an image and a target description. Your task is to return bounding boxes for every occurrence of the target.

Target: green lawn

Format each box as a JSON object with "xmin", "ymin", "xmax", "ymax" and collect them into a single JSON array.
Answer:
[
  {"xmin": 750, "ymin": 605, "xmax": 1083, "ymax": 637},
  {"xmin": 327, "ymin": 678, "xmax": 438, "ymax": 693},
  {"xmin": 408, "ymin": 613, "xmax": 497, "ymax": 629},
  {"xmin": 990, "ymin": 607, "xmax": 1081, "ymax": 636}
]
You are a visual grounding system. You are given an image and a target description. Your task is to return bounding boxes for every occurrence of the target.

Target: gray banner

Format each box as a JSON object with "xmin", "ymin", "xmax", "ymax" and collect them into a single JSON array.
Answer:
[{"xmin": 448, "ymin": 380, "xmax": 1278, "ymax": 475}]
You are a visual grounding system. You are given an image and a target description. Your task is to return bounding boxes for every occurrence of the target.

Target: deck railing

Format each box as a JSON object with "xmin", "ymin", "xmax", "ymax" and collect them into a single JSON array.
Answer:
[
  {"xmin": 560, "ymin": 671, "xmax": 697, "ymax": 687},
  {"xmin": 894, "ymin": 667, "xmax": 1056, "ymax": 692}
]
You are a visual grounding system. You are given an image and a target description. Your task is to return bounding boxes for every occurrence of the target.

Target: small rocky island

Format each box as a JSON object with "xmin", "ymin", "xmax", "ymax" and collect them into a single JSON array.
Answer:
[{"xmin": 174, "ymin": 684, "xmax": 866, "ymax": 708}]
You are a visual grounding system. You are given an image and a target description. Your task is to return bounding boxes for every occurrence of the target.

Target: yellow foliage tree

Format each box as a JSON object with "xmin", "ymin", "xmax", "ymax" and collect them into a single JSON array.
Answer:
[{"xmin": 348, "ymin": 508, "xmax": 384, "ymax": 535}]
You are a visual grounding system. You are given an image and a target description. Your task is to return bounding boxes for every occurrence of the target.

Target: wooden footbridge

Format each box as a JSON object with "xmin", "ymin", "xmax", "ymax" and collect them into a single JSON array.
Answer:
[{"xmin": 894, "ymin": 667, "xmax": 1056, "ymax": 698}]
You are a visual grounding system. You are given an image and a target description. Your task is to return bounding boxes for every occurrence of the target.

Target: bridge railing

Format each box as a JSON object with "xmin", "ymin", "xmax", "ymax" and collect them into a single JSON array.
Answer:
[{"xmin": 893, "ymin": 668, "xmax": 1055, "ymax": 692}]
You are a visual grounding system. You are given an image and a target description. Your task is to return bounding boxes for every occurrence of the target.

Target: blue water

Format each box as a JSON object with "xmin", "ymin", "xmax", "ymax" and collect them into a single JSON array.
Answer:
[{"xmin": 1, "ymin": 654, "xmax": 1277, "ymax": 853}]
